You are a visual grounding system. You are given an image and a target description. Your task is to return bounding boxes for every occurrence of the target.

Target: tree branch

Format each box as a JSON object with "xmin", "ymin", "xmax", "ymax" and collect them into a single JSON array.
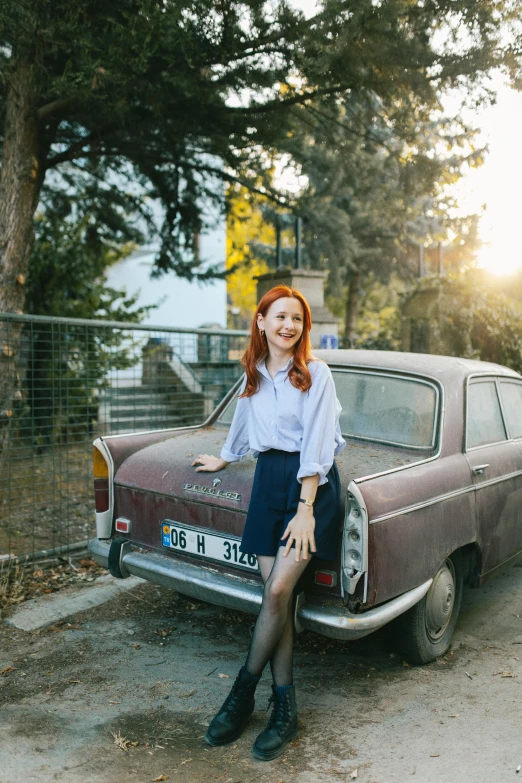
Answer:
[
  {"xmin": 45, "ymin": 134, "xmax": 96, "ymax": 169},
  {"xmin": 45, "ymin": 124, "xmax": 116, "ymax": 169},
  {"xmin": 185, "ymin": 160, "xmax": 289, "ymax": 206},
  {"xmin": 225, "ymin": 85, "xmax": 349, "ymax": 115},
  {"xmin": 37, "ymin": 98, "xmax": 74, "ymax": 120}
]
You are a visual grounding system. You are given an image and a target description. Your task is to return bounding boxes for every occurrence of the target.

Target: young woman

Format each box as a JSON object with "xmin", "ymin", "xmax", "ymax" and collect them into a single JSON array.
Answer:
[{"xmin": 191, "ymin": 284, "xmax": 345, "ymax": 761}]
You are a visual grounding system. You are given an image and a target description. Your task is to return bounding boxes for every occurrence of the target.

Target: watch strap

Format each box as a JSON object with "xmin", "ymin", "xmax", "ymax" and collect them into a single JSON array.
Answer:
[{"xmin": 299, "ymin": 497, "xmax": 314, "ymax": 507}]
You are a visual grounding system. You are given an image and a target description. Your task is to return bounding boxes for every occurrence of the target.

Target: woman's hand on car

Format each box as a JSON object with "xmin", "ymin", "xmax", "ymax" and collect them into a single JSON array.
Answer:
[
  {"xmin": 281, "ymin": 506, "xmax": 317, "ymax": 562},
  {"xmin": 191, "ymin": 454, "xmax": 229, "ymax": 472}
]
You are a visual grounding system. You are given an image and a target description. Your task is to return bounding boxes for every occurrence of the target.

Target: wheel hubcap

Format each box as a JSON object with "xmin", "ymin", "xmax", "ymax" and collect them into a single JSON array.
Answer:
[{"xmin": 425, "ymin": 559, "xmax": 456, "ymax": 642}]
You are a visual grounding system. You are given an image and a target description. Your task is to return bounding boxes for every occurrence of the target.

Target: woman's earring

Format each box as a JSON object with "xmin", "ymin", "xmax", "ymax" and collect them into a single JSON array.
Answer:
[{"xmin": 260, "ymin": 329, "xmax": 265, "ymax": 337}]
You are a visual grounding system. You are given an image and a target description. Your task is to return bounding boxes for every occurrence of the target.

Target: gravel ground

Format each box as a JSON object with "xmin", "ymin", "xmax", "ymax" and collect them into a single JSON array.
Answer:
[{"xmin": 1, "ymin": 562, "xmax": 522, "ymax": 783}]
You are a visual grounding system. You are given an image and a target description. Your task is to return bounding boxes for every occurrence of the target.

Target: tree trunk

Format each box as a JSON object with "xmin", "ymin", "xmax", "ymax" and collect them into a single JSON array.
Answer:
[
  {"xmin": 344, "ymin": 269, "xmax": 361, "ymax": 347},
  {"xmin": 0, "ymin": 54, "xmax": 44, "ymax": 467}
]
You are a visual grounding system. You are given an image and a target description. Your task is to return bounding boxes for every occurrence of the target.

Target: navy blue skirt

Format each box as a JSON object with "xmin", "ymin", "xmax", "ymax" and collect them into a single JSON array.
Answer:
[{"xmin": 239, "ymin": 449, "xmax": 342, "ymax": 562}]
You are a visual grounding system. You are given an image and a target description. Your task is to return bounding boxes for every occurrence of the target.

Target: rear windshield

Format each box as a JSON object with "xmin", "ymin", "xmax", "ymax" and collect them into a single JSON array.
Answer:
[
  {"xmin": 218, "ymin": 369, "xmax": 439, "ymax": 450},
  {"xmin": 333, "ymin": 370, "xmax": 438, "ymax": 449}
]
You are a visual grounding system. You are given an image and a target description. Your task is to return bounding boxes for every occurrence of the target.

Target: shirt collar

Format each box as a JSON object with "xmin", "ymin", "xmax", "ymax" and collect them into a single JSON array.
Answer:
[{"xmin": 257, "ymin": 356, "xmax": 293, "ymax": 381}]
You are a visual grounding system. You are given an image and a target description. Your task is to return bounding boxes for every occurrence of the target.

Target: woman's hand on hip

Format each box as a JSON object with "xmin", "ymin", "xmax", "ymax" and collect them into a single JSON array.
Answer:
[
  {"xmin": 281, "ymin": 506, "xmax": 317, "ymax": 562},
  {"xmin": 191, "ymin": 454, "xmax": 229, "ymax": 472}
]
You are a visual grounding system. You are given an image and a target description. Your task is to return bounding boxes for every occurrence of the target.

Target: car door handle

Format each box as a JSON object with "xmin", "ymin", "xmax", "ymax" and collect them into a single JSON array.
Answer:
[{"xmin": 472, "ymin": 464, "xmax": 490, "ymax": 476}]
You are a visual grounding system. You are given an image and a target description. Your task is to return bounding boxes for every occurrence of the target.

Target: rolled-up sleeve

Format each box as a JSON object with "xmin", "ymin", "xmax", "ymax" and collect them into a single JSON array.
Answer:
[
  {"xmin": 297, "ymin": 363, "xmax": 342, "ymax": 486},
  {"xmin": 220, "ymin": 378, "xmax": 250, "ymax": 463}
]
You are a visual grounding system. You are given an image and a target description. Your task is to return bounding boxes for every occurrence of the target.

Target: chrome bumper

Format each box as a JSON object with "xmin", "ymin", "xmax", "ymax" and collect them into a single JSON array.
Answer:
[{"xmin": 88, "ymin": 538, "xmax": 432, "ymax": 641}]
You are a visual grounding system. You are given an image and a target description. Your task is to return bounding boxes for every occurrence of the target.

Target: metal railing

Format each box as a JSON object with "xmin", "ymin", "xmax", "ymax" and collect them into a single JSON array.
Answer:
[{"xmin": 0, "ymin": 313, "xmax": 248, "ymax": 560}]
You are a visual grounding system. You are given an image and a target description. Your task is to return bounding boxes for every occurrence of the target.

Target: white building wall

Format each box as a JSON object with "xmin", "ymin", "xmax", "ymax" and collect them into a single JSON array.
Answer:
[{"xmin": 105, "ymin": 225, "xmax": 227, "ymax": 329}]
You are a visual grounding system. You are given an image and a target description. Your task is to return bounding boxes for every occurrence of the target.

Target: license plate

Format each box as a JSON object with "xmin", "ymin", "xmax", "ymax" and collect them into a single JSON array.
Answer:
[{"xmin": 161, "ymin": 521, "xmax": 258, "ymax": 572}]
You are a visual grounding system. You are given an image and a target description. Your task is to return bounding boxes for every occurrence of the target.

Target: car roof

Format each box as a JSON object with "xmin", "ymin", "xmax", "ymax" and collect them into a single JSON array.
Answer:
[{"xmin": 315, "ymin": 349, "xmax": 522, "ymax": 382}]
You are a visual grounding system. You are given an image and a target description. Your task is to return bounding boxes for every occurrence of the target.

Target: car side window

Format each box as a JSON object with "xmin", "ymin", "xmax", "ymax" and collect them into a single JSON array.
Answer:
[
  {"xmin": 499, "ymin": 380, "xmax": 522, "ymax": 439},
  {"xmin": 467, "ymin": 380, "xmax": 507, "ymax": 449}
]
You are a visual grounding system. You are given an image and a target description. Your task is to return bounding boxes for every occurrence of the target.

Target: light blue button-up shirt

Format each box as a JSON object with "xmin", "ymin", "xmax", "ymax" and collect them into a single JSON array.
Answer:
[{"xmin": 220, "ymin": 358, "xmax": 346, "ymax": 485}]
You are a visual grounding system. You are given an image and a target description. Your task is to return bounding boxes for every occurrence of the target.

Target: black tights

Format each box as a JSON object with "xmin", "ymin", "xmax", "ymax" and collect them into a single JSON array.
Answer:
[{"xmin": 245, "ymin": 548, "xmax": 311, "ymax": 686}]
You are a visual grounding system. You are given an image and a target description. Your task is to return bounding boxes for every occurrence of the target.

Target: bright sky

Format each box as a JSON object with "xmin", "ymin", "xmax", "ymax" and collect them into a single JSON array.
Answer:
[
  {"xmin": 452, "ymin": 80, "xmax": 522, "ymax": 276},
  {"xmin": 290, "ymin": 0, "xmax": 522, "ymax": 277}
]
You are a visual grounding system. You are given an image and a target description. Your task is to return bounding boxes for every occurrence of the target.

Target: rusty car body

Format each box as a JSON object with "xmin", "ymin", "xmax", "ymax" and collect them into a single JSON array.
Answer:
[{"xmin": 89, "ymin": 350, "xmax": 522, "ymax": 663}]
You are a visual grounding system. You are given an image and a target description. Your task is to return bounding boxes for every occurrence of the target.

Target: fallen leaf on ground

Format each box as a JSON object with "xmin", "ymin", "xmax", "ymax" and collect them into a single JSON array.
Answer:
[
  {"xmin": 430, "ymin": 754, "xmax": 440, "ymax": 758},
  {"xmin": 351, "ymin": 770, "xmax": 358, "ymax": 779},
  {"xmin": 218, "ymin": 673, "xmax": 229, "ymax": 679},
  {"xmin": 181, "ymin": 759, "xmax": 192, "ymax": 765},
  {"xmin": 131, "ymin": 643, "xmax": 141, "ymax": 650},
  {"xmin": 111, "ymin": 730, "xmax": 138, "ymax": 751},
  {"xmin": 448, "ymin": 714, "xmax": 459, "ymax": 718},
  {"xmin": 0, "ymin": 666, "xmax": 16, "ymax": 676},
  {"xmin": 154, "ymin": 627, "xmax": 174, "ymax": 638},
  {"xmin": 152, "ymin": 776, "xmax": 168, "ymax": 781}
]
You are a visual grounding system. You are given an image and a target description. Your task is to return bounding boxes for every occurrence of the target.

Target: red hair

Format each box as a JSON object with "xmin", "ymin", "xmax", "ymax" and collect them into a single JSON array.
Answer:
[{"xmin": 240, "ymin": 285, "xmax": 314, "ymax": 397}]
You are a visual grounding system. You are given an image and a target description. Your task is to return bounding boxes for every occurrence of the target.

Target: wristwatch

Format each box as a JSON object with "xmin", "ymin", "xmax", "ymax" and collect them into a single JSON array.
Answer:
[{"xmin": 299, "ymin": 497, "xmax": 314, "ymax": 508}]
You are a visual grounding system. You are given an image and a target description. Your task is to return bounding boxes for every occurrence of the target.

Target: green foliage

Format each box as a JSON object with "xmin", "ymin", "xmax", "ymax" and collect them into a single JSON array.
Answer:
[
  {"xmin": 27, "ymin": 182, "xmax": 148, "ymax": 322},
  {"xmin": 283, "ymin": 89, "xmax": 485, "ymax": 332},
  {"xmin": 353, "ymin": 275, "xmax": 404, "ymax": 351},
  {"xmin": 2, "ymin": 0, "xmax": 521, "ymax": 286},
  {"xmin": 401, "ymin": 272, "xmax": 522, "ymax": 373},
  {"xmin": 225, "ymin": 186, "xmax": 272, "ymax": 328},
  {"xmin": 20, "ymin": 193, "xmax": 155, "ymax": 448}
]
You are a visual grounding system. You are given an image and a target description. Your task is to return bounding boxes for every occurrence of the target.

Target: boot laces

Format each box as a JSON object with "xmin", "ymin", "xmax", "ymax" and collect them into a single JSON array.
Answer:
[
  {"xmin": 266, "ymin": 692, "xmax": 291, "ymax": 730},
  {"xmin": 222, "ymin": 675, "xmax": 250, "ymax": 716}
]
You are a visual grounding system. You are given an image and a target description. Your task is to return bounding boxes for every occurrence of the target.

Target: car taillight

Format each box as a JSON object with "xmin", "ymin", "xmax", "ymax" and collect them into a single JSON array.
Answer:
[
  {"xmin": 342, "ymin": 482, "xmax": 369, "ymax": 600},
  {"xmin": 115, "ymin": 517, "xmax": 131, "ymax": 534},
  {"xmin": 315, "ymin": 570, "xmax": 337, "ymax": 587},
  {"xmin": 94, "ymin": 446, "xmax": 110, "ymax": 513}
]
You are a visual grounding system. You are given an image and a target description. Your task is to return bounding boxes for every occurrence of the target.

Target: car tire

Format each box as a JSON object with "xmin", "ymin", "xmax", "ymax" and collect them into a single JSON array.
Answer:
[{"xmin": 390, "ymin": 551, "xmax": 463, "ymax": 665}]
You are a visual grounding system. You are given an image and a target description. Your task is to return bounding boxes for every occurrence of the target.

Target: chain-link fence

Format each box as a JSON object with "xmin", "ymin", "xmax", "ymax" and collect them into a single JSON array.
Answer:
[{"xmin": 0, "ymin": 313, "xmax": 248, "ymax": 561}]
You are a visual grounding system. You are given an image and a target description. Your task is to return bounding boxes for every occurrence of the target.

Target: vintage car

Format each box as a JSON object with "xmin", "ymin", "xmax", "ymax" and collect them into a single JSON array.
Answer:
[{"xmin": 88, "ymin": 350, "xmax": 522, "ymax": 664}]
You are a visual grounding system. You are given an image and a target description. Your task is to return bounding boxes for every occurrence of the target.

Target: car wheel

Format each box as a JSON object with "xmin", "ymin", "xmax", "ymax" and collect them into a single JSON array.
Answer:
[{"xmin": 390, "ymin": 551, "xmax": 463, "ymax": 665}]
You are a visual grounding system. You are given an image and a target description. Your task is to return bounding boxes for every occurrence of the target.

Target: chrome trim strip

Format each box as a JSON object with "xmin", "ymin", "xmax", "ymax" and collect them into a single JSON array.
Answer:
[
  {"xmin": 472, "ymin": 468, "xmax": 522, "ymax": 491},
  {"xmin": 370, "ymin": 468, "xmax": 522, "ymax": 524},
  {"xmin": 88, "ymin": 539, "xmax": 432, "ymax": 641},
  {"xmin": 495, "ymin": 376, "xmax": 510, "ymax": 440},
  {"xmin": 370, "ymin": 484, "xmax": 475, "ymax": 524},
  {"xmin": 355, "ymin": 451, "xmax": 439, "ymax": 484}
]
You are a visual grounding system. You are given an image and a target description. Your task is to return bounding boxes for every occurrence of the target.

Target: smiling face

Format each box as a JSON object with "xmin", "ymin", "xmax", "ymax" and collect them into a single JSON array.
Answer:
[{"xmin": 257, "ymin": 296, "xmax": 304, "ymax": 356}]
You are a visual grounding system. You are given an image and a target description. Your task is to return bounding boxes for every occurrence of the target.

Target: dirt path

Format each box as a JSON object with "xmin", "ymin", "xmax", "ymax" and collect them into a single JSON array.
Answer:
[{"xmin": 1, "ymin": 564, "xmax": 522, "ymax": 783}]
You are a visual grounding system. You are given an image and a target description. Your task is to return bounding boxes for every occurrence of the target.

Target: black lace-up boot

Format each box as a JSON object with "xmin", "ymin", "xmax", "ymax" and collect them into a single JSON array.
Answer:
[
  {"xmin": 252, "ymin": 684, "xmax": 298, "ymax": 761},
  {"xmin": 204, "ymin": 666, "xmax": 260, "ymax": 746}
]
